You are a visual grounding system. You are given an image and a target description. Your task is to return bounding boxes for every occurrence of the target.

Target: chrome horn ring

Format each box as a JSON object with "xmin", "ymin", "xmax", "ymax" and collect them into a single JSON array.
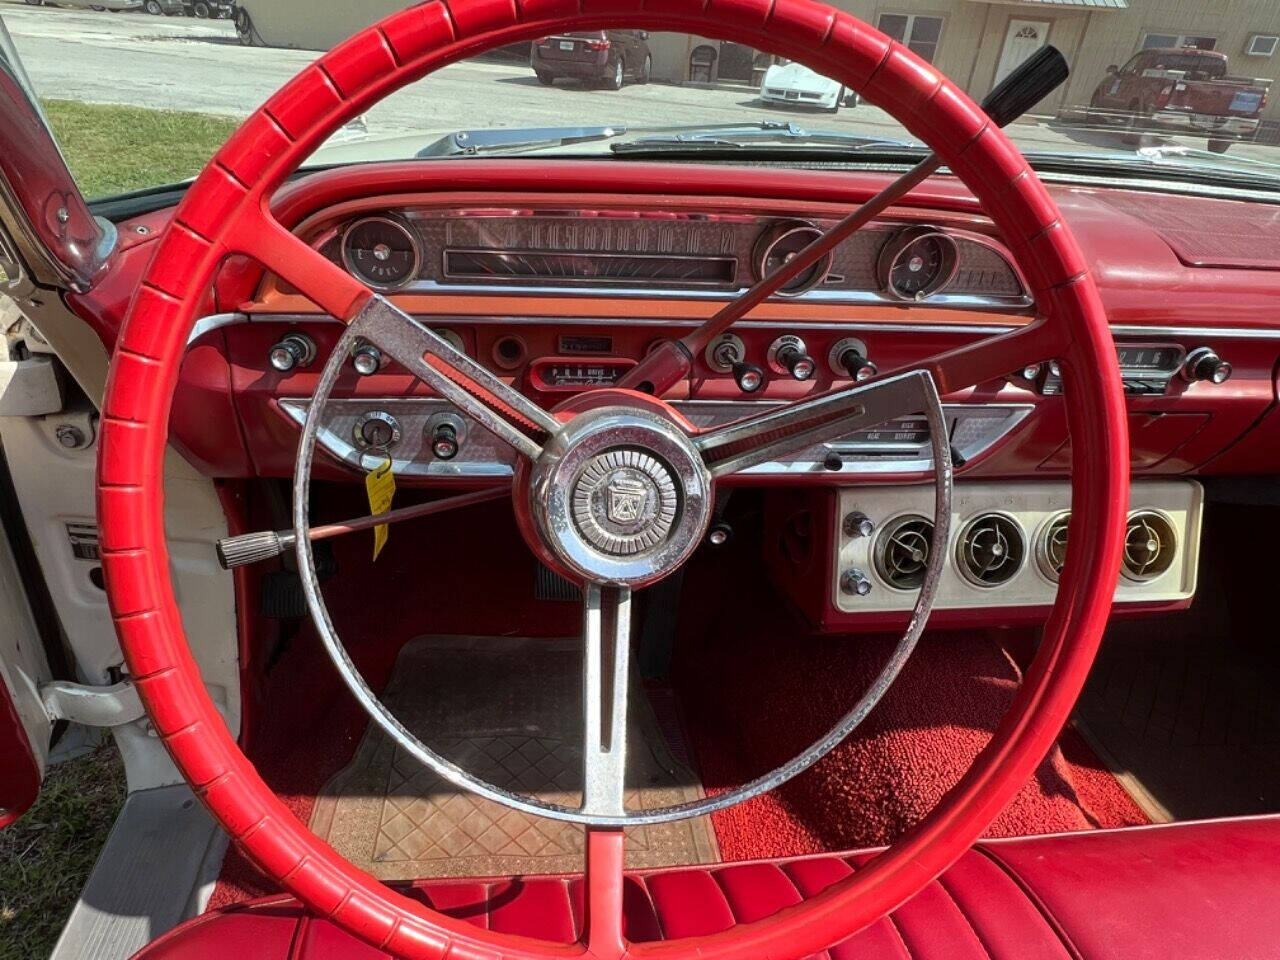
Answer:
[{"xmin": 291, "ymin": 305, "xmax": 951, "ymax": 827}]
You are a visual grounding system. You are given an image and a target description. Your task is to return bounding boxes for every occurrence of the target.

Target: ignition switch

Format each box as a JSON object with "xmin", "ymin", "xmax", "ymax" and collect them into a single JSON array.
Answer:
[{"xmin": 353, "ymin": 410, "xmax": 400, "ymax": 451}]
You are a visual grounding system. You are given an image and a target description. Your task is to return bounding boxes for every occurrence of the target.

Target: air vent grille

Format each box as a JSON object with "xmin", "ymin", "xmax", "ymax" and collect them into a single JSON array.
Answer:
[
  {"xmin": 1122, "ymin": 511, "xmax": 1177, "ymax": 582},
  {"xmin": 874, "ymin": 515, "xmax": 934, "ymax": 590},
  {"xmin": 1036, "ymin": 513, "xmax": 1070, "ymax": 583},
  {"xmin": 957, "ymin": 514, "xmax": 1025, "ymax": 587}
]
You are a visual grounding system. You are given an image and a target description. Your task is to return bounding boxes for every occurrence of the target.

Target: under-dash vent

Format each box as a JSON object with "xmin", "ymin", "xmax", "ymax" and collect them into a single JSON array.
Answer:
[
  {"xmin": 874, "ymin": 515, "xmax": 934, "ymax": 590},
  {"xmin": 956, "ymin": 514, "xmax": 1025, "ymax": 587},
  {"xmin": 1036, "ymin": 513, "xmax": 1071, "ymax": 583},
  {"xmin": 1121, "ymin": 511, "xmax": 1178, "ymax": 582}
]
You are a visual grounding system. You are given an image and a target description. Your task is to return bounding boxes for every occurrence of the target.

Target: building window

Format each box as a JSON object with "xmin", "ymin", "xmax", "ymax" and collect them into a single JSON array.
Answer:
[
  {"xmin": 1247, "ymin": 34, "xmax": 1279, "ymax": 58},
  {"xmin": 878, "ymin": 14, "xmax": 944, "ymax": 64},
  {"xmin": 1141, "ymin": 33, "xmax": 1217, "ymax": 51}
]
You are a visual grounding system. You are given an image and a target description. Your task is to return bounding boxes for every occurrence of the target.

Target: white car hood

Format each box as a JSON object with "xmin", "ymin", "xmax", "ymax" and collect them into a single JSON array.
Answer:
[{"xmin": 762, "ymin": 62, "xmax": 840, "ymax": 94}]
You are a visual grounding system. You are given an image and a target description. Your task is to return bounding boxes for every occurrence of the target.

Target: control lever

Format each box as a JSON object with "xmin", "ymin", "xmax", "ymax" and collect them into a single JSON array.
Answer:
[
  {"xmin": 615, "ymin": 46, "xmax": 1070, "ymax": 398},
  {"xmin": 215, "ymin": 486, "xmax": 508, "ymax": 568}
]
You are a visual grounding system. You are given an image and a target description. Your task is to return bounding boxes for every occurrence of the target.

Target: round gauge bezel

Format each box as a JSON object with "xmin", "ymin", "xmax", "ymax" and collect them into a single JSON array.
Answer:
[
  {"xmin": 340, "ymin": 214, "xmax": 422, "ymax": 292},
  {"xmin": 753, "ymin": 220, "xmax": 831, "ymax": 296},
  {"xmin": 877, "ymin": 226, "xmax": 960, "ymax": 302}
]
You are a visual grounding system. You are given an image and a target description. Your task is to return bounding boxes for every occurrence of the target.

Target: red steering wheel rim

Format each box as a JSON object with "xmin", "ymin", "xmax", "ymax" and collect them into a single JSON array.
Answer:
[{"xmin": 96, "ymin": 2, "xmax": 1129, "ymax": 958}]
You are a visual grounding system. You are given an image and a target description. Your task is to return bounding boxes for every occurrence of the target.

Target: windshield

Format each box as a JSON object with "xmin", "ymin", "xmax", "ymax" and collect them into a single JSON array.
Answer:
[{"xmin": 5, "ymin": 2, "xmax": 1278, "ymax": 199}]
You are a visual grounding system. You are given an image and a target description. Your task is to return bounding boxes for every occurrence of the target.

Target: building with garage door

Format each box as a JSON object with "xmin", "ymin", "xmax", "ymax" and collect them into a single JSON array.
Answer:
[{"xmin": 646, "ymin": 0, "xmax": 1280, "ymax": 122}]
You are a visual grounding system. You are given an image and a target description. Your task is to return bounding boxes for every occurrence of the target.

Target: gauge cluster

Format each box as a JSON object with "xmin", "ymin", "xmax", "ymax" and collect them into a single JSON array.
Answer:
[{"xmin": 317, "ymin": 207, "xmax": 1029, "ymax": 307}]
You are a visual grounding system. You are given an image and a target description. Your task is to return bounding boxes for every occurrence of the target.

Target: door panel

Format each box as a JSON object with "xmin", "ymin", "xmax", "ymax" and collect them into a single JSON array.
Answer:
[{"xmin": 0, "ymin": 505, "xmax": 53, "ymax": 827}]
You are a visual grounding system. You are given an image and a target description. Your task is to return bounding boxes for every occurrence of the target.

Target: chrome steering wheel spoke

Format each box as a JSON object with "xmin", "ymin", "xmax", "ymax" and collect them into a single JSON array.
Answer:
[
  {"xmin": 697, "ymin": 369, "xmax": 940, "ymax": 478},
  {"xmin": 581, "ymin": 583, "xmax": 632, "ymax": 818},
  {"xmin": 352, "ymin": 294, "xmax": 559, "ymax": 460}
]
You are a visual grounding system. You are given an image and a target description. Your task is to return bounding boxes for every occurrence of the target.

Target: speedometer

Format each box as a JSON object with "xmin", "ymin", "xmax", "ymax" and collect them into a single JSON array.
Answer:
[
  {"xmin": 877, "ymin": 227, "xmax": 959, "ymax": 301},
  {"xmin": 341, "ymin": 215, "xmax": 421, "ymax": 291}
]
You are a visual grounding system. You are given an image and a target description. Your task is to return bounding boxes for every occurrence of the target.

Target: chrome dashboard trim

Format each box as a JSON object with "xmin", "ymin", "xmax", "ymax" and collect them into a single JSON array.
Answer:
[
  {"xmin": 278, "ymin": 397, "xmax": 1032, "ymax": 478},
  {"xmin": 198, "ymin": 311, "xmax": 1280, "ymax": 342},
  {"xmin": 385, "ymin": 278, "xmax": 1034, "ymax": 310}
]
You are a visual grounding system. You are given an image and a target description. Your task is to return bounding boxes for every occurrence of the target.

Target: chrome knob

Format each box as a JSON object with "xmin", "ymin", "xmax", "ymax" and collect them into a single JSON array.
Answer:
[
  {"xmin": 732, "ymin": 361, "xmax": 766, "ymax": 394},
  {"xmin": 777, "ymin": 345, "xmax": 815, "ymax": 381},
  {"xmin": 351, "ymin": 342, "xmax": 382, "ymax": 376},
  {"xmin": 843, "ymin": 511, "xmax": 875, "ymax": 539},
  {"xmin": 430, "ymin": 422, "xmax": 459, "ymax": 460},
  {"xmin": 1183, "ymin": 346, "xmax": 1232, "ymax": 384},
  {"xmin": 840, "ymin": 568, "xmax": 873, "ymax": 597},
  {"xmin": 353, "ymin": 410, "xmax": 400, "ymax": 450},
  {"xmin": 268, "ymin": 333, "xmax": 315, "ymax": 372},
  {"xmin": 768, "ymin": 335, "xmax": 815, "ymax": 382}
]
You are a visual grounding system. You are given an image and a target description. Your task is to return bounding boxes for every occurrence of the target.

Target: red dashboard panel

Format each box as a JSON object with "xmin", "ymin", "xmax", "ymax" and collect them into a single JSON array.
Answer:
[{"xmin": 66, "ymin": 160, "xmax": 1280, "ymax": 481}]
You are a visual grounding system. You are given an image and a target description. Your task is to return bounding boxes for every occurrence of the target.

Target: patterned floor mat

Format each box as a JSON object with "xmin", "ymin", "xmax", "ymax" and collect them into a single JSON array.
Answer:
[{"xmin": 310, "ymin": 636, "xmax": 718, "ymax": 880}]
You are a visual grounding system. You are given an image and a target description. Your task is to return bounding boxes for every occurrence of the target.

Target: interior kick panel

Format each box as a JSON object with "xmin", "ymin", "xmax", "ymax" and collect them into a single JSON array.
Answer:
[{"xmin": 829, "ymin": 480, "xmax": 1201, "ymax": 614}]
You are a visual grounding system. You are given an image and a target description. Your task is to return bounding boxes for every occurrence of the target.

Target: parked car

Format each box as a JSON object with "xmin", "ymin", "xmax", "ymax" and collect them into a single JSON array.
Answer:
[
  {"xmin": 141, "ymin": 0, "xmax": 182, "ymax": 13},
  {"xmin": 1088, "ymin": 47, "xmax": 1271, "ymax": 152},
  {"xmin": 530, "ymin": 30, "xmax": 651, "ymax": 90},
  {"xmin": 759, "ymin": 60, "xmax": 855, "ymax": 113},
  {"xmin": 22, "ymin": 0, "xmax": 142, "ymax": 9},
  {"xmin": 184, "ymin": 0, "xmax": 233, "ymax": 16}
]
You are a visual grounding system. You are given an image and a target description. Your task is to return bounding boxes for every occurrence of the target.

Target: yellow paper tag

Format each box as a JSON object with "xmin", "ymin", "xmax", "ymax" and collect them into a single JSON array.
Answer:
[{"xmin": 364, "ymin": 458, "xmax": 395, "ymax": 561}]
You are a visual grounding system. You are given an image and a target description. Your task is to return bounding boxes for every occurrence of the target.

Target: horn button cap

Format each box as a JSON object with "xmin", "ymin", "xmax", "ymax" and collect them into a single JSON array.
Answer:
[{"xmin": 527, "ymin": 405, "xmax": 712, "ymax": 587}]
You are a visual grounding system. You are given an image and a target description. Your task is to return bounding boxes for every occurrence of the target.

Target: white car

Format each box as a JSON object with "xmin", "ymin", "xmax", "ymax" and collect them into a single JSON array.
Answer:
[{"xmin": 759, "ymin": 61, "xmax": 856, "ymax": 113}]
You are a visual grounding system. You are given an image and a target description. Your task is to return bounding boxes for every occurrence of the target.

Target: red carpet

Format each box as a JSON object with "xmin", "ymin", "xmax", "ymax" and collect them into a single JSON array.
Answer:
[
  {"xmin": 207, "ymin": 497, "xmax": 1145, "ymax": 906},
  {"xmin": 675, "ymin": 630, "xmax": 1148, "ymax": 860}
]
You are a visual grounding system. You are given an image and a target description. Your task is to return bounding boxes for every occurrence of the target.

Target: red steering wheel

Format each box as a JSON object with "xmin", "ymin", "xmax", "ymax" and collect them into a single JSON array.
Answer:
[{"xmin": 96, "ymin": 1, "xmax": 1129, "ymax": 958}]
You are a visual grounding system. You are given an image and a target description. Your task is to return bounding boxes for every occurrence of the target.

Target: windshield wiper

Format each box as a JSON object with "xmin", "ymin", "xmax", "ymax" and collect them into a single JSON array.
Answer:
[
  {"xmin": 416, "ymin": 124, "xmax": 628, "ymax": 158},
  {"xmin": 610, "ymin": 121, "xmax": 916, "ymax": 154}
]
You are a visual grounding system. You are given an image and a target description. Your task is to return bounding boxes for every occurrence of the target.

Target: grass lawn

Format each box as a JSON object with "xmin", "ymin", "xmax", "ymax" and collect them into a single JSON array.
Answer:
[
  {"xmin": 0, "ymin": 743, "xmax": 126, "ymax": 960},
  {"xmin": 41, "ymin": 99, "xmax": 240, "ymax": 200}
]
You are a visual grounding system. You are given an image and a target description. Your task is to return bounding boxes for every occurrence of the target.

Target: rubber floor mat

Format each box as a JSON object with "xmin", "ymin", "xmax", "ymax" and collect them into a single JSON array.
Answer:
[
  {"xmin": 1076, "ymin": 619, "xmax": 1280, "ymax": 821},
  {"xmin": 310, "ymin": 636, "xmax": 718, "ymax": 880}
]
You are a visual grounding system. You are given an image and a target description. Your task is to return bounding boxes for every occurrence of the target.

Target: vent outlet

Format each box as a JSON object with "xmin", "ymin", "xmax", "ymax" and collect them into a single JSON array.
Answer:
[
  {"xmin": 874, "ymin": 515, "xmax": 934, "ymax": 590},
  {"xmin": 1036, "ymin": 513, "xmax": 1070, "ymax": 583},
  {"xmin": 1122, "ymin": 511, "xmax": 1177, "ymax": 582},
  {"xmin": 956, "ymin": 514, "xmax": 1025, "ymax": 587}
]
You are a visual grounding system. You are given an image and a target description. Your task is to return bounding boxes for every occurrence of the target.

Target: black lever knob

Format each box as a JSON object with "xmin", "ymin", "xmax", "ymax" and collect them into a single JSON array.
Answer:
[
  {"xmin": 838, "ymin": 347, "xmax": 878, "ymax": 382},
  {"xmin": 777, "ymin": 344, "xmax": 815, "ymax": 382},
  {"xmin": 732, "ymin": 362, "xmax": 766, "ymax": 394},
  {"xmin": 980, "ymin": 46, "xmax": 1069, "ymax": 129}
]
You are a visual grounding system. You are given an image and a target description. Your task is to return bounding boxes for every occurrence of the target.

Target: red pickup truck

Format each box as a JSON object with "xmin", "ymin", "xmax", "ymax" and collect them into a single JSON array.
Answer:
[{"xmin": 1088, "ymin": 47, "xmax": 1271, "ymax": 153}]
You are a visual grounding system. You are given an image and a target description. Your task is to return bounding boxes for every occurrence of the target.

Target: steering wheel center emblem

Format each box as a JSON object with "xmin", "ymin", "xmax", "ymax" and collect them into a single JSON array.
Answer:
[
  {"xmin": 606, "ymin": 473, "xmax": 648, "ymax": 525},
  {"xmin": 572, "ymin": 451, "xmax": 677, "ymax": 556}
]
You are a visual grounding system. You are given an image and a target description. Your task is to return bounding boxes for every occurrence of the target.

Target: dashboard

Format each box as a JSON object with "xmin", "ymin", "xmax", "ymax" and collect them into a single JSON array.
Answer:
[{"xmin": 88, "ymin": 160, "xmax": 1280, "ymax": 628}]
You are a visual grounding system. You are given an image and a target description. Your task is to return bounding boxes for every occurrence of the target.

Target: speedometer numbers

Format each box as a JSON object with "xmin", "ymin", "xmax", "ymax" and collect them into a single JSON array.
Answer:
[
  {"xmin": 341, "ymin": 215, "xmax": 421, "ymax": 291},
  {"xmin": 877, "ymin": 227, "xmax": 959, "ymax": 302}
]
